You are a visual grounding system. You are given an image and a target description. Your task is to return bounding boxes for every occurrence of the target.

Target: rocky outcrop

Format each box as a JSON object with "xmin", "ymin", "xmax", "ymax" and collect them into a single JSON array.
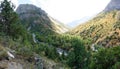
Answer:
[
  {"xmin": 0, "ymin": 59, "xmax": 36, "ymax": 69},
  {"xmin": 0, "ymin": 60, "xmax": 22, "ymax": 69},
  {"xmin": 16, "ymin": 4, "xmax": 49, "ymax": 22},
  {"xmin": 16, "ymin": 4, "xmax": 68, "ymax": 34},
  {"xmin": 104, "ymin": 0, "xmax": 120, "ymax": 12},
  {"xmin": 16, "ymin": 4, "xmax": 46, "ymax": 15}
]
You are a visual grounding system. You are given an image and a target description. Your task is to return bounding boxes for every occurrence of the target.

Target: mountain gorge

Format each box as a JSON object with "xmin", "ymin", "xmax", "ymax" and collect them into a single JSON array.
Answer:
[
  {"xmin": 1, "ymin": 0, "xmax": 120, "ymax": 69},
  {"xmin": 71, "ymin": 0, "xmax": 120, "ymax": 47}
]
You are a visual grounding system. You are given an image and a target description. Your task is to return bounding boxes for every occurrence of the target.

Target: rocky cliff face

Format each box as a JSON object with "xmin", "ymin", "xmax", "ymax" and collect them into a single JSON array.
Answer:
[
  {"xmin": 104, "ymin": 0, "xmax": 120, "ymax": 12},
  {"xmin": 16, "ymin": 4, "xmax": 46, "ymax": 15},
  {"xmin": 16, "ymin": 4, "xmax": 68, "ymax": 34},
  {"xmin": 16, "ymin": 4, "xmax": 49, "ymax": 23}
]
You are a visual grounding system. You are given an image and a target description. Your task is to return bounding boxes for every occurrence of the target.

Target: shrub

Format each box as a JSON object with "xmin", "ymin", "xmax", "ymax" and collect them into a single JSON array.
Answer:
[
  {"xmin": 0, "ymin": 45, "xmax": 8, "ymax": 60},
  {"xmin": 89, "ymin": 46, "xmax": 120, "ymax": 69},
  {"xmin": 67, "ymin": 38, "xmax": 89, "ymax": 69}
]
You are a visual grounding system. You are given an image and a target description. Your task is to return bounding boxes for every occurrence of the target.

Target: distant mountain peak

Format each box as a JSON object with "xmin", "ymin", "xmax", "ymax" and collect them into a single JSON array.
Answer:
[{"xmin": 104, "ymin": 0, "xmax": 120, "ymax": 12}]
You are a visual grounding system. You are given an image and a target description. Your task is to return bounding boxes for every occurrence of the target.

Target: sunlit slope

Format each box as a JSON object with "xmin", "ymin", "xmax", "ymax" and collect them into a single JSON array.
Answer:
[
  {"xmin": 71, "ymin": 10, "xmax": 120, "ymax": 47},
  {"xmin": 49, "ymin": 17, "xmax": 69, "ymax": 34}
]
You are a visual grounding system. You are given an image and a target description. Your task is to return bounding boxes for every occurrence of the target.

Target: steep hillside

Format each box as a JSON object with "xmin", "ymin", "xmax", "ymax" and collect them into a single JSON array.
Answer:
[
  {"xmin": 16, "ymin": 4, "xmax": 68, "ymax": 35},
  {"xmin": 49, "ymin": 17, "xmax": 69, "ymax": 33},
  {"xmin": 71, "ymin": 0, "xmax": 120, "ymax": 47},
  {"xmin": 104, "ymin": 0, "xmax": 120, "ymax": 12}
]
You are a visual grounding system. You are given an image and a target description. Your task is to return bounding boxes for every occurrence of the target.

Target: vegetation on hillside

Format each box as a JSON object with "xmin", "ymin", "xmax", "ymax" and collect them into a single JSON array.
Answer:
[
  {"xmin": 16, "ymin": 4, "xmax": 68, "ymax": 35},
  {"xmin": 0, "ymin": 0, "xmax": 120, "ymax": 69},
  {"xmin": 0, "ymin": 0, "xmax": 89, "ymax": 68},
  {"xmin": 71, "ymin": 10, "xmax": 120, "ymax": 47},
  {"xmin": 90, "ymin": 46, "xmax": 120, "ymax": 69}
]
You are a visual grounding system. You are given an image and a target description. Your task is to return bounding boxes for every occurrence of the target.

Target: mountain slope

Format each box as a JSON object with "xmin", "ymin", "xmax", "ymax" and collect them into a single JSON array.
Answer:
[
  {"xmin": 67, "ymin": 16, "xmax": 93, "ymax": 28},
  {"xmin": 71, "ymin": 0, "xmax": 120, "ymax": 47},
  {"xmin": 49, "ymin": 17, "xmax": 69, "ymax": 33},
  {"xmin": 16, "ymin": 4, "xmax": 68, "ymax": 35},
  {"xmin": 104, "ymin": 0, "xmax": 120, "ymax": 12}
]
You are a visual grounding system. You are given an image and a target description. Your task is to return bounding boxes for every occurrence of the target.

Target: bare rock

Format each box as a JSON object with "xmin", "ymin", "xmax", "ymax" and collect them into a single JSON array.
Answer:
[{"xmin": 104, "ymin": 0, "xmax": 120, "ymax": 12}]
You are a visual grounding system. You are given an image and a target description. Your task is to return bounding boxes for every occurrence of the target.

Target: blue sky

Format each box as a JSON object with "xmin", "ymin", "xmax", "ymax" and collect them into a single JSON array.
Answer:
[
  {"xmin": 18, "ymin": 0, "xmax": 32, "ymax": 4},
  {"xmin": 1, "ymin": 0, "xmax": 111, "ymax": 24}
]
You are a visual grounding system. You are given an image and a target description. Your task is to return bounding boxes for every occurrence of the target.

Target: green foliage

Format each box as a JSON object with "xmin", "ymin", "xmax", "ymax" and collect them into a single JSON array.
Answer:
[
  {"xmin": 0, "ymin": 0, "xmax": 15, "ymax": 34},
  {"xmin": 112, "ymin": 62, "xmax": 120, "ymax": 69},
  {"xmin": 67, "ymin": 38, "xmax": 89, "ymax": 69},
  {"xmin": 90, "ymin": 46, "xmax": 120, "ymax": 69},
  {"xmin": 32, "ymin": 43, "xmax": 59, "ymax": 60},
  {"xmin": 45, "ymin": 46, "xmax": 59, "ymax": 60},
  {"xmin": 0, "ymin": 0, "xmax": 26, "ymax": 39},
  {"xmin": 2, "ymin": 1, "xmax": 120, "ymax": 69},
  {"xmin": 0, "ymin": 1, "xmax": 92, "ymax": 68},
  {"xmin": 0, "ymin": 45, "xmax": 8, "ymax": 59},
  {"xmin": 36, "ymin": 34, "xmax": 82, "ymax": 50}
]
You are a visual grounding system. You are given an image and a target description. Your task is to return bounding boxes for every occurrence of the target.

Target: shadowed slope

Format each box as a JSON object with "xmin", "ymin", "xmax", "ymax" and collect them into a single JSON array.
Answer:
[{"xmin": 16, "ymin": 4, "xmax": 69, "ymax": 35}]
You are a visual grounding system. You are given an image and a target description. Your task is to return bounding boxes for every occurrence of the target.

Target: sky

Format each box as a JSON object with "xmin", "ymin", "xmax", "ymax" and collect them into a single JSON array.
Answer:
[{"xmin": 0, "ymin": 0, "xmax": 111, "ymax": 24}]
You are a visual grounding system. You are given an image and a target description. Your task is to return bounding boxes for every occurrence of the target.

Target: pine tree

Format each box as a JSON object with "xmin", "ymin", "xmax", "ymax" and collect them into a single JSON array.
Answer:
[
  {"xmin": 0, "ymin": 0, "xmax": 14, "ymax": 34},
  {"xmin": 0, "ymin": 0, "xmax": 26, "ymax": 38}
]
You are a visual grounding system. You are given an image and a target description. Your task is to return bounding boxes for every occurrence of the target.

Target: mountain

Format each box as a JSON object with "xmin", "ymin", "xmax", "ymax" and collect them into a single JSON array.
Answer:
[
  {"xmin": 16, "ymin": 4, "xmax": 68, "ymax": 35},
  {"xmin": 104, "ymin": 0, "xmax": 120, "ymax": 12},
  {"xmin": 0, "ymin": 4, "xmax": 70, "ymax": 69},
  {"xmin": 71, "ymin": 0, "xmax": 120, "ymax": 47},
  {"xmin": 67, "ymin": 16, "xmax": 93, "ymax": 28},
  {"xmin": 49, "ymin": 17, "xmax": 69, "ymax": 33}
]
